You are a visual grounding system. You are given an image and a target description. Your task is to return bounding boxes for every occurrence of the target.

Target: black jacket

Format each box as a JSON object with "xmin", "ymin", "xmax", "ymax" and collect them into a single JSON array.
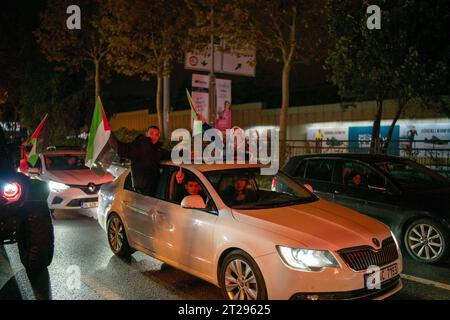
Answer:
[{"xmin": 113, "ymin": 135, "xmax": 171, "ymax": 194}]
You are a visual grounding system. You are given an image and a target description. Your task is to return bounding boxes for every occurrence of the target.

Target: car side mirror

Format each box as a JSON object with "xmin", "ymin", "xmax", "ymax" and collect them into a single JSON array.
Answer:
[
  {"xmin": 304, "ymin": 184, "xmax": 314, "ymax": 193},
  {"xmin": 181, "ymin": 195, "xmax": 206, "ymax": 209}
]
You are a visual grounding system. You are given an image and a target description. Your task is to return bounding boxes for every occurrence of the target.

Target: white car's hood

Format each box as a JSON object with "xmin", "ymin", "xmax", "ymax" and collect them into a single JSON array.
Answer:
[
  {"xmin": 232, "ymin": 199, "xmax": 392, "ymax": 251},
  {"xmin": 45, "ymin": 169, "xmax": 113, "ymax": 185}
]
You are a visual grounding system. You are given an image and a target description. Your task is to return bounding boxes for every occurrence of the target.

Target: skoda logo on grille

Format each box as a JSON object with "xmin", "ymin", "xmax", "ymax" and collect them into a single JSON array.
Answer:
[
  {"xmin": 372, "ymin": 238, "xmax": 380, "ymax": 247},
  {"xmin": 88, "ymin": 183, "xmax": 96, "ymax": 193}
]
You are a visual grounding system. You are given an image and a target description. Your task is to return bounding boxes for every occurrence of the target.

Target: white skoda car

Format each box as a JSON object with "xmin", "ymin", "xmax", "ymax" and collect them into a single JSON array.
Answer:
[{"xmin": 97, "ymin": 162, "xmax": 403, "ymax": 300}]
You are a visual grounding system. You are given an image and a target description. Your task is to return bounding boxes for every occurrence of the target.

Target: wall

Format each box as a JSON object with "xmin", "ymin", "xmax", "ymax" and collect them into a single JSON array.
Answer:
[{"xmin": 109, "ymin": 99, "xmax": 444, "ymax": 140}]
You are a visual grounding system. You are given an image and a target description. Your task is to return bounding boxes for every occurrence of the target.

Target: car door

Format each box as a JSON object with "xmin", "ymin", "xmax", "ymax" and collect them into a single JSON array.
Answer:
[
  {"xmin": 297, "ymin": 158, "xmax": 337, "ymax": 201},
  {"xmin": 333, "ymin": 160, "xmax": 400, "ymax": 224},
  {"xmin": 121, "ymin": 172, "xmax": 160, "ymax": 252},
  {"xmin": 154, "ymin": 168, "xmax": 218, "ymax": 277}
]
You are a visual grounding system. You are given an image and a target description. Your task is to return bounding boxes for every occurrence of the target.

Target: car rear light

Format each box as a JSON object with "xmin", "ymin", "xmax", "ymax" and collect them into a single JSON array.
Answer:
[
  {"xmin": 271, "ymin": 177, "xmax": 277, "ymax": 191},
  {"xmin": 2, "ymin": 182, "xmax": 22, "ymax": 202}
]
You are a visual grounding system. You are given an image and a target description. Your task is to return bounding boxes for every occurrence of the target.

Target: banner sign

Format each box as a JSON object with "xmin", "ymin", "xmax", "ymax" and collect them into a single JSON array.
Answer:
[{"xmin": 215, "ymin": 78, "xmax": 232, "ymax": 131}]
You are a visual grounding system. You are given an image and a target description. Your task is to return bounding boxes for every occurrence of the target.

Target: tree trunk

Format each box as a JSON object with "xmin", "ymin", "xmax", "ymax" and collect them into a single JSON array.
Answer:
[
  {"xmin": 163, "ymin": 74, "xmax": 170, "ymax": 138},
  {"xmin": 382, "ymin": 98, "xmax": 407, "ymax": 154},
  {"xmin": 370, "ymin": 99, "xmax": 383, "ymax": 154},
  {"xmin": 279, "ymin": 63, "xmax": 291, "ymax": 163},
  {"xmin": 94, "ymin": 59, "xmax": 101, "ymax": 101},
  {"xmin": 156, "ymin": 74, "xmax": 164, "ymax": 136}
]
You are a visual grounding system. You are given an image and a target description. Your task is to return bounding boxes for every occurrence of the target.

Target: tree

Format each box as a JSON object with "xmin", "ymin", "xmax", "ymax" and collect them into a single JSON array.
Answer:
[
  {"xmin": 326, "ymin": 0, "xmax": 450, "ymax": 154},
  {"xmin": 17, "ymin": 57, "xmax": 91, "ymax": 145},
  {"xmin": 187, "ymin": 0, "xmax": 326, "ymax": 160},
  {"xmin": 104, "ymin": 0, "xmax": 191, "ymax": 137},
  {"xmin": 383, "ymin": 0, "xmax": 450, "ymax": 151},
  {"xmin": 35, "ymin": 0, "xmax": 111, "ymax": 101}
]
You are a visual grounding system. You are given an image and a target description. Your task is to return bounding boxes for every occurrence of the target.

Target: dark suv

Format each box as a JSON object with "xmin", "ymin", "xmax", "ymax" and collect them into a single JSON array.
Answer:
[
  {"xmin": 0, "ymin": 129, "xmax": 54, "ymax": 271},
  {"xmin": 283, "ymin": 153, "xmax": 450, "ymax": 264}
]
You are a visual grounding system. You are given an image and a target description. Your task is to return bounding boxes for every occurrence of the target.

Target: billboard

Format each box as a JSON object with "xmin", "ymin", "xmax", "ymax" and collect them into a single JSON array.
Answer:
[{"xmin": 348, "ymin": 125, "xmax": 400, "ymax": 155}]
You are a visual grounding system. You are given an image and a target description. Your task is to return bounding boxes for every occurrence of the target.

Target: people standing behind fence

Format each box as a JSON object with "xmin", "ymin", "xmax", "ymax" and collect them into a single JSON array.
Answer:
[
  {"xmin": 407, "ymin": 127, "xmax": 418, "ymax": 153},
  {"xmin": 315, "ymin": 129, "xmax": 323, "ymax": 153}
]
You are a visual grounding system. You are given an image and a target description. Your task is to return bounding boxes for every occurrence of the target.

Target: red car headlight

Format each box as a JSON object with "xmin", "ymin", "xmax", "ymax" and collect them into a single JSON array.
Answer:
[{"xmin": 2, "ymin": 182, "xmax": 22, "ymax": 202}]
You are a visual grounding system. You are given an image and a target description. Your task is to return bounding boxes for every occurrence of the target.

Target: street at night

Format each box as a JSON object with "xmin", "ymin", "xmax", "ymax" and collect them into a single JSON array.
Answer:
[
  {"xmin": 1, "ymin": 210, "xmax": 449, "ymax": 300},
  {"xmin": 1, "ymin": 0, "xmax": 450, "ymax": 307}
]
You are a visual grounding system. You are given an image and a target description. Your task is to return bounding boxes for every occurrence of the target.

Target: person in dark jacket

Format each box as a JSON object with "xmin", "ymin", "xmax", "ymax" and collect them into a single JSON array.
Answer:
[{"xmin": 109, "ymin": 126, "xmax": 171, "ymax": 195}]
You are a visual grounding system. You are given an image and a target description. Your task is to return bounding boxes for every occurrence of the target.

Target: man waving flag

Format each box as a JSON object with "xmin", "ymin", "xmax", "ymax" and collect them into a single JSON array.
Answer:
[
  {"xmin": 85, "ymin": 97, "xmax": 112, "ymax": 169},
  {"xmin": 27, "ymin": 113, "xmax": 48, "ymax": 167}
]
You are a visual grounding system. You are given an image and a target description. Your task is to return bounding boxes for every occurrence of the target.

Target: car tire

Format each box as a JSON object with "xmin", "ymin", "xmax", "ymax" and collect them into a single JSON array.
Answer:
[
  {"xmin": 404, "ymin": 218, "xmax": 449, "ymax": 263},
  {"xmin": 18, "ymin": 202, "xmax": 54, "ymax": 272},
  {"xmin": 107, "ymin": 213, "xmax": 133, "ymax": 258},
  {"xmin": 219, "ymin": 249, "xmax": 267, "ymax": 300}
]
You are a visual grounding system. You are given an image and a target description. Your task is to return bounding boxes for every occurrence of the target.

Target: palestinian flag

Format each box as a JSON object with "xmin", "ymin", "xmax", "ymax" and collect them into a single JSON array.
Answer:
[
  {"xmin": 186, "ymin": 88, "xmax": 212, "ymax": 133},
  {"xmin": 27, "ymin": 114, "xmax": 48, "ymax": 167},
  {"xmin": 85, "ymin": 97, "xmax": 111, "ymax": 169}
]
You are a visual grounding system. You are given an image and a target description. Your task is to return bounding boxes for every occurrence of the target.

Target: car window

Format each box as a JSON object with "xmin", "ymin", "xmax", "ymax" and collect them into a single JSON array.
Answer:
[
  {"xmin": 124, "ymin": 167, "xmax": 171, "ymax": 198},
  {"xmin": 341, "ymin": 161, "xmax": 388, "ymax": 190},
  {"xmin": 44, "ymin": 154, "xmax": 85, "ymax": 170},
  {"xmin": 375, "ymin": 160, "xmax": 449, "ymax": 189},
  {"xmin": 124, "ymin": 173, "xmax": 134, "ymax": 192},
  {"xmin": 205, "ymin": 169, "xmax": 317, "ymax": 209},
  {"xmin": 169, "ymin": 169, "xmax": 206, "ymax": 204},
  {"xmin": 295, "ymin": 160, "xmax": 307, "ymax": 178},
  {"xmin": 304, "ymin": 159, "xmax": 334, "ymax": 182},
  {"xmin": 155, "ymin": 166, "xmax": 172, "ymax": 200}
]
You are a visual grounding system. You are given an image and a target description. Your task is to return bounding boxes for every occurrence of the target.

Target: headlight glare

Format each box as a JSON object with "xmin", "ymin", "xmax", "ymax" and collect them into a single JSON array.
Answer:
[
  {"xmin": 48, "ymin": 180, "xmax": 70, "ymax": 192},
  {"xmin": 277, "ymin": 246, "xmax": 340, "ymax": 271}
]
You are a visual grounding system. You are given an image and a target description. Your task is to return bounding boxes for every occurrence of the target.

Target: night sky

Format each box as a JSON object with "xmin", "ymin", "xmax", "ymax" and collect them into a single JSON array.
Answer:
[{"xmin": 1, "ymin": 1, "xmax": 335, "ymax": 115}]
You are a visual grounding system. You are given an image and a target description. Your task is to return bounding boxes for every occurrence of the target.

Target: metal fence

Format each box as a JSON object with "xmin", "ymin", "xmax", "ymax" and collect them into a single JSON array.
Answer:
[{"xmin": 282, "ymin": 139, "xmax": 450, "ymax": 177}]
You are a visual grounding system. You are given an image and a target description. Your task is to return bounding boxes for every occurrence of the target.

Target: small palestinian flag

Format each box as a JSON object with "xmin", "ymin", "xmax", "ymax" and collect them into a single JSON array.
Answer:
[
  {"xmin": 85, "ymin": 97, "xmax": 111, "ymax": 169},
  {"xmin": 27, "ymin": 114, "xmax": 48, "ymax": 167},
  {"xmin": 186, "ymin": 88, "xmax": 212, "ymax": 133}
]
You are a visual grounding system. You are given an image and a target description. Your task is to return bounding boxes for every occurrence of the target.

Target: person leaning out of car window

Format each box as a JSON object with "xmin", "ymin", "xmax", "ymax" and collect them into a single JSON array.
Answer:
[{"xmin": 109, "ymin": 125, "xmax": 171, "ymax": 196}]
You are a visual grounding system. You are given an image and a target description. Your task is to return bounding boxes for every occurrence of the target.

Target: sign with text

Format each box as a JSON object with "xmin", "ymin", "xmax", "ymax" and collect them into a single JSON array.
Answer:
[
  {"xmin": 215, "ymin": 78, "xmax": 232, "ymax": 131},
  {"xmin": 191, "ymin": 74, "xmax": 209, "ymax": 128},
  {"xmin": 185, "ymin": 45, "xmax": 255, "ymax": 77}
]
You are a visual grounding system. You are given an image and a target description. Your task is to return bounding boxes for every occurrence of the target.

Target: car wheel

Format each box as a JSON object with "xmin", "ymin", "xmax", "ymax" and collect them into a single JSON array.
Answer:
[
  {"xmin": 219, "ymin": 250, "xmax": 267, "ymax": 300},
  {"xmin": 404, "ymin": 218, "xmax": 449, "ymax": 263},
  {"xmin": 107, "ymin": 213, "xmax": 132, "ymax": 258},
  {"xmin": 18, "ymin": 202, "xmax": 54, "ymax": 272}
]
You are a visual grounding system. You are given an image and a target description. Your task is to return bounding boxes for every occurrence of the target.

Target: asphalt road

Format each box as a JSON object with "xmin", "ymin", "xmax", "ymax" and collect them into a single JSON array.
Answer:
[{"xmin": 1, "ymin": 209, "xmax": 449, "ymax": 300}]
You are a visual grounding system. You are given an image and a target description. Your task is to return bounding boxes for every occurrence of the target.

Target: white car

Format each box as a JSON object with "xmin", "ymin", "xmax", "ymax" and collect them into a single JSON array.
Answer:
[
  {"xmin": 97, "ymin": 162, "xmax": 403, "ymax": 300},
  {"xmin": 24, "ymin": 148, "xmax": 113, "ymax": 211}
]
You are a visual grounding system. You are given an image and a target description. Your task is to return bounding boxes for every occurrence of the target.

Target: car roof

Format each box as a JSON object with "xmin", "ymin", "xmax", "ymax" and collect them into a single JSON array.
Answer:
[
  {"xmin": 160, "ymin": 161, "xmax": 268, "ymax": 172},
  {"xmin": 288, "ymin": 153, "xmax": 405, "ymax": 164},
  {"xmin": 43, "ymin": 150, "xmax": 85, "ymax": 156}
]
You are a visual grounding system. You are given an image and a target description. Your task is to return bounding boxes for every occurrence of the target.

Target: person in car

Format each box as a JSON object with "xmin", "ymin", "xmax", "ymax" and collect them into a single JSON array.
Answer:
[
  {"xmin": 345, "ymin": 170, "xmax": 367, "ymax": 187},
  {"xmin": 224, "ymin": 176, "xmax": 258, "ymax": 205},
  {"xmin": 176, "ymin": 178, "xmax": 204, "ymax": 203},
  {"xmin": 66, "ymin": 156, "xmax": 77, "ymax": 168}
]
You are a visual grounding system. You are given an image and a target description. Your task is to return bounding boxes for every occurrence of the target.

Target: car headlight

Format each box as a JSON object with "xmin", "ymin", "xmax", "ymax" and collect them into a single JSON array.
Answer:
[
  {"xmin": 48, "ymin": 180, "xmax": 70, "ymax": 192},
  {"xmin": 276, "ymin": 246, "xmax": 340, "ymax": 271},
  {"xmin": 390, "ymin": 230, "xmax": 400, "ymax": 249}
]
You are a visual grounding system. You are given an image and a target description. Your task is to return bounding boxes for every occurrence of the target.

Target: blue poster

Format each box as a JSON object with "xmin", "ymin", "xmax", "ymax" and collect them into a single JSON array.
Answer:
[{"xmin": 348, "ymin": 125, "xmax": 400, "ymax": 155}]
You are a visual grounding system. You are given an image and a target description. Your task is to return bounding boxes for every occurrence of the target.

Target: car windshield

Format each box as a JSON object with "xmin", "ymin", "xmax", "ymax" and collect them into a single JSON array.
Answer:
[
  {"xmin": 44, "ymin": 154, "xmax": 86, "ymax": 171},
  {"xmin": 375, "ymin": 160, "xmax": 449, "ymax": 190},
  {"xmin": 205, "ymin": 168, "xmax": 317, "ymax": 209}
]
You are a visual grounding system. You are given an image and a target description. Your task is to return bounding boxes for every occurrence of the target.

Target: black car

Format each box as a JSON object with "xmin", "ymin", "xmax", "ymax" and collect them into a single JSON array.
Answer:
[
  {"xmin": 0, "ymin": 128, "xmax": 54, "ymax": 271},
  {"xmin": 283, "ymin": 153, "xmax": 450, "ymax": 264}
]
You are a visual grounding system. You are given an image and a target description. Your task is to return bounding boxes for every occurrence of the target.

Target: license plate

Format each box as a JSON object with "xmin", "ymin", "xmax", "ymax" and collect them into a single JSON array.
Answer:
[
  {"xmin": 364, "ymin": 263, "xmax": 399, "ymax": 289},
  {"xmin": 81, "ymin": 201, "xmax": 98, "ymax": 208}
]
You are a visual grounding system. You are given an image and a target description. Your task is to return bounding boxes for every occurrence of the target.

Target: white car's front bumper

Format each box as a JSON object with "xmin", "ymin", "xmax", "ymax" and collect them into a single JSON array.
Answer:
[
  {"xmin": 47, "ymin": 187, "xmax": 99, "ymax": 210},
  {"xmin": 255, "ymin": 250, "xmax": 403, "ymax": 300}
]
